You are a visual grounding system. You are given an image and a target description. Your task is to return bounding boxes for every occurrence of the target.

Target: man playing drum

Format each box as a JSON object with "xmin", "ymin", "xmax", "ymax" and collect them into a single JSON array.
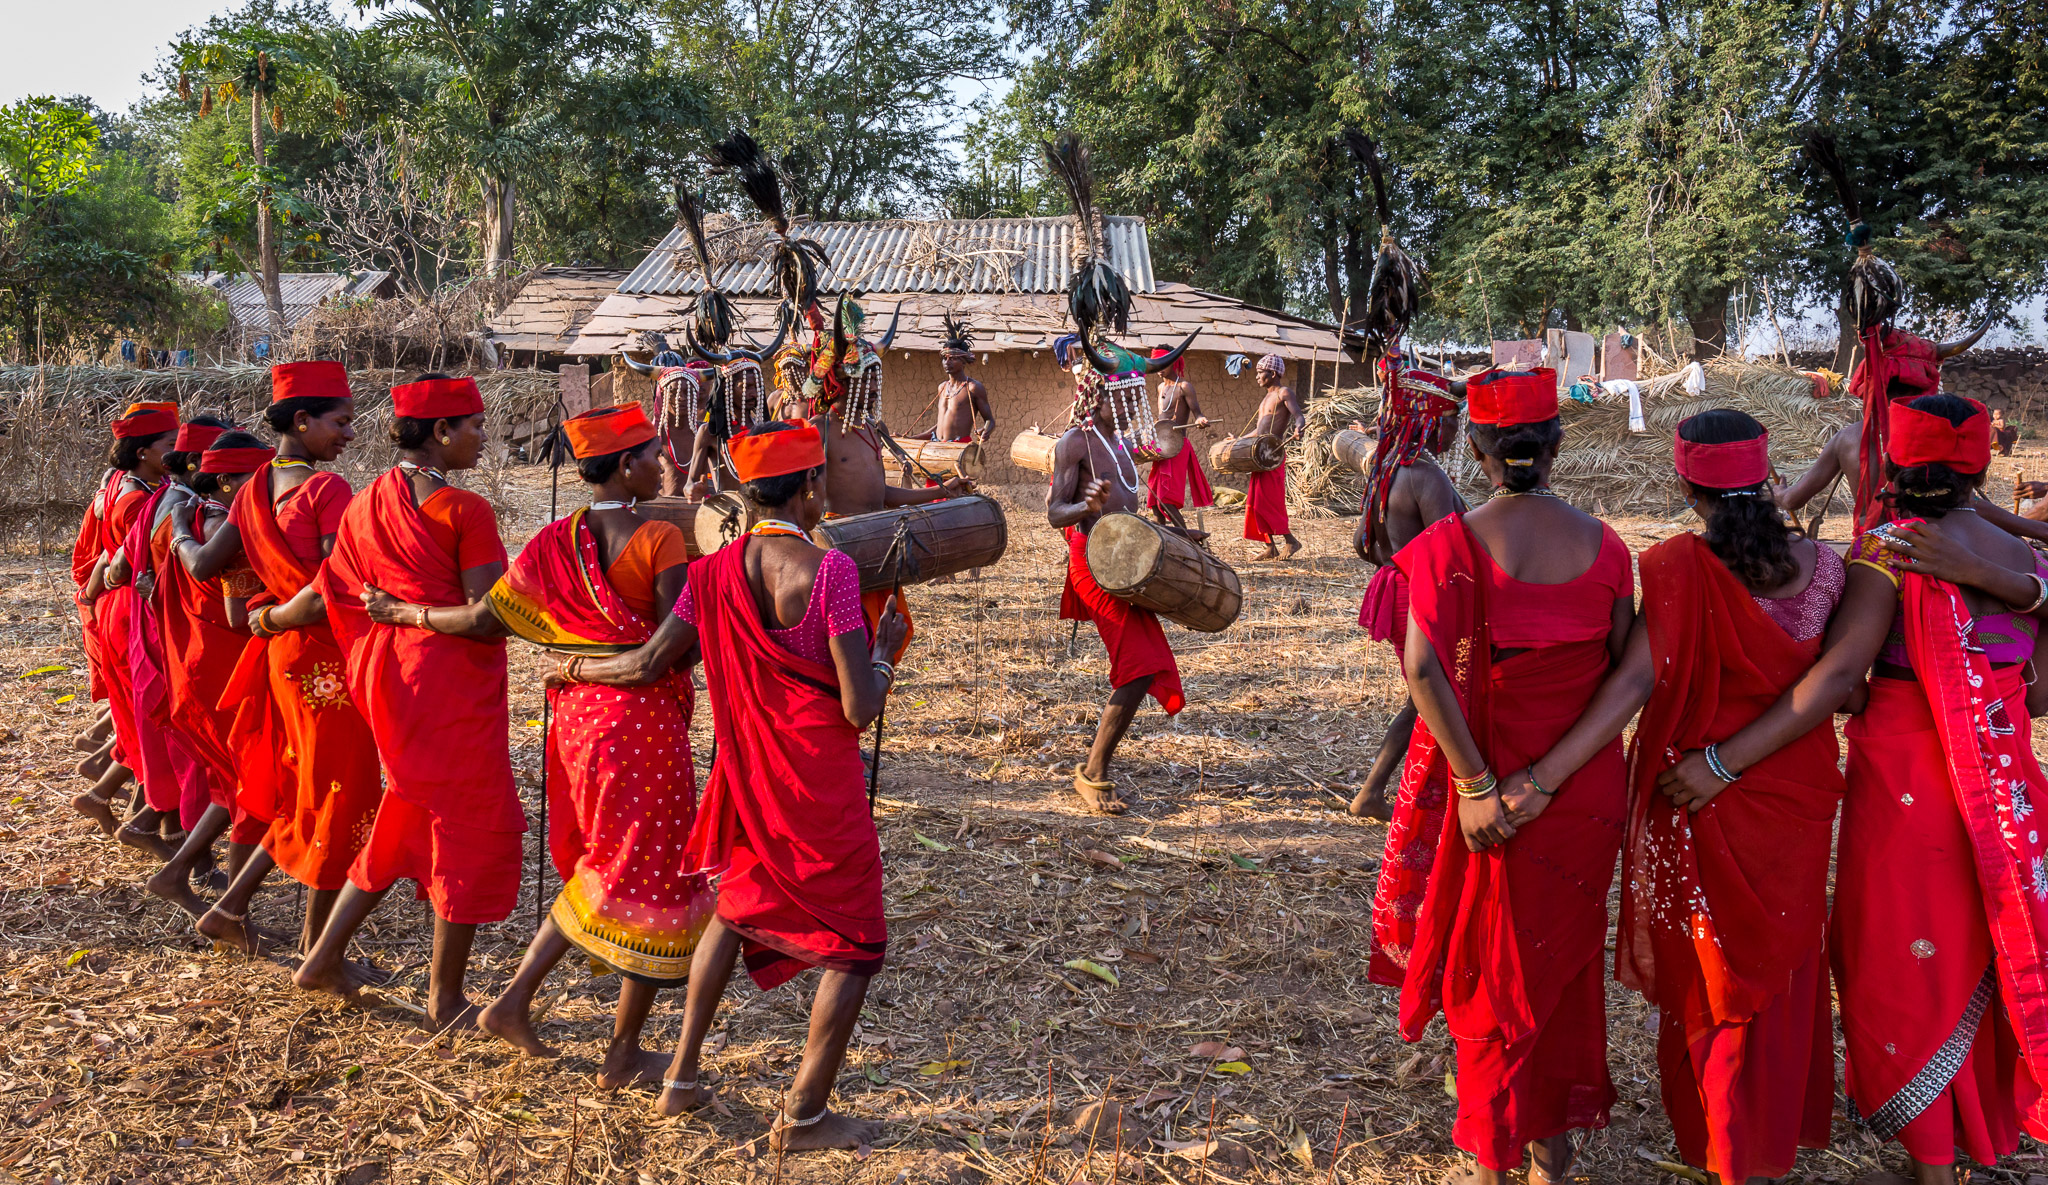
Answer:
[
  {"xmin": 1246, "ymin": 354, "xmax": 1304, "ymax": 560},
  {"xmin": 1146, "ymin": 346, "xmax": 1213, "ymax": 534},
  {"xmin": 1049, "ymin": 340, "xmax": 1187, "ymax": 815}
]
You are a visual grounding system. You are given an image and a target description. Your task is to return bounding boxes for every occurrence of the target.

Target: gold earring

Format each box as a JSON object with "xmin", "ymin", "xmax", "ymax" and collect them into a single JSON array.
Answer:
[{"xmin": 440, "ymin": 437, "xmax": 451, "ymax": 445}]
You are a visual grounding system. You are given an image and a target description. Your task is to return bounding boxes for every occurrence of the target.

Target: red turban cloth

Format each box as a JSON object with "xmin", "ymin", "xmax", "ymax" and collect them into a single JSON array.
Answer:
[
  {"xmin": 174, "ymin": 422, "xmax": 229, "ymax": 453},
  {"xmin": 1887, "ymin": 400, "xmax": 1990, "ymax": 475},
  {"xmin": 1151, "ymin": 345, "xmax": 1185, "ymax": 379},
  {"xmin": 271, "ymin": 361, "xmax": 351, "ymax": 403},
  {"xmin": 392, "ymin": 377, "xmax": 484, "ymax": 420},
  {"xmin": 728, "ymin": 421, "xmax": 825, "ymax": 482},
  {"xmin": 123, "ymin": 400, "xmax": 179, "ymax": 417},
  {"xmin": 113, "ymin": 409, "xmax": 178, "ymax": 439},
  {"xmin": 200, "ymin": 446, "xmax": 275, "ymax": 474},
  {"xmin": 1673, "ymin": 422, "xmax": 1770, "ymax": 489},
  {"xmin": 1466, "ymin": 367, "xmax": 1559, "ymax": 425},
  {"xmin": 563, "ymin": 404, "xmax": 657, "ymax": 459}
]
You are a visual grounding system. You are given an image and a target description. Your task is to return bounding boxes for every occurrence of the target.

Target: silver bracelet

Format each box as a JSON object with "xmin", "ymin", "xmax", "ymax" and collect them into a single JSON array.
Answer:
[
  {"xmin": 2015, "ymin": 572, "xmax": 2048, "ymax": 614},
  {"xmin": 872, "ymin": 660, "xmax": 896, "ymax": 683},
  {"xmin": 1702, "ymin": 743, "xmax": 1741, "ymax": 783}
]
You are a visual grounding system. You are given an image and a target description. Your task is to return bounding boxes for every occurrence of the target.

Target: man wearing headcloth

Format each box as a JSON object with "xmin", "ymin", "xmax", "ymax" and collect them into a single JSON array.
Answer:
[
  {"xmin": 1245, "ymin": 353, "xmax": 1304, "ymax": 560},
  {"xmin": 1144, "ymin": 345, "xmax": 1212, "ymax": 533},
  {"xmin": 921, "ymin": 316, "xmax": 995, "ymax": 454},
  {"xmin": 1050, "ymin": 339, "xmax": 1186, "ymax": 814},
  {"xmin": 1351, "ymin": 361, "xmax": 1466, "ymax": 819}
]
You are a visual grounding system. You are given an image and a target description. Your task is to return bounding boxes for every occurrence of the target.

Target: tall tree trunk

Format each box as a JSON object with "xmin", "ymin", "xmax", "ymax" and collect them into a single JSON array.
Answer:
[
  {"xmin": 1832, "ymin": 287, "xmax": 1859, "ymax": 372},
  {"xmin": 1686, "ymin": 283, "xmax": 1732, "ymax": 360},
  {"xmin": 1321, "ymin": 223, "xmax": 1343, "ymax": 325},
  {"xmin": 481, "ymin": 173, "xmax": 517, "ymax": 275},
  {"xmin": 251, "ymin": 93, "xmax": 287, "ymax": 341}
]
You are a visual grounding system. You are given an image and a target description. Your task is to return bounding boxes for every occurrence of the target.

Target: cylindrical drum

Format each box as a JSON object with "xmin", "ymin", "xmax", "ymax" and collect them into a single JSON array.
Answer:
[
  {"xmin": 693, "ymin": 492, "xmax": 750, "ymax": 556},
  {"xmin": 812, "ymin": 495, "xmax": 1010, "ymax": 591},
  {"xmin": 1331, "ymin": 428, "xmax": 1374, "ymax": 474},
  {"xmin": 1134, "ymin": 421, "xmax": 1187, "ymax": 465},
  {"xmin": 1208, "ymin": 433, "xmax": 1284, "ymax": 474},
  {"xmin": 633, "ymin": 497, "xmax": 705, "ymax": 560},
  {"xmin": 898, "ymin": 439, "xmax": 984, "ymax": 480},
  {"xmin": 1010, "ymin": 428, "xmax": 1061, "ymax": 476},
  {"xmin": 1084, "ymin": 512, "xmax": 1243, "ymax": 633}
]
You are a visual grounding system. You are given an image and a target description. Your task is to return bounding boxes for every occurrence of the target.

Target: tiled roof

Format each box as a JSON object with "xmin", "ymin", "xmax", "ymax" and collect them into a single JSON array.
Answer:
[{"xmin": 485, "ymin": 267, "xmax": 631, "ymax": 353}]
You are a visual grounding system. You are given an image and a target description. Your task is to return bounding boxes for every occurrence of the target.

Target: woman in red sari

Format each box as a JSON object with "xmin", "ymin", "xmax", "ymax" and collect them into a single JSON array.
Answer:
[
  {"xmin": 1369, "ymin": 368, "xmax": 1631, "ymax": 1184},
  {"xmin": 638, "ymin": 421, "xmax": 904, "ymax": 1152},
  {"xmin": 1812, "ymin": 394, "xmax": 2048, "ymax": 1184},
  {"xmin": 144, "ymin": 431, "xmax": 275, "ymax": 917},
  {"xmin": 1520, "ymin": 409, "xmax": 1896, "ymax": 1183},
  {"xmin": 295, "ymin": 375, "xmax": 524, "ymax": 1032},
  {"xmin": 171, "ymin": 362, "xmax": 381, "ymax": 959}
]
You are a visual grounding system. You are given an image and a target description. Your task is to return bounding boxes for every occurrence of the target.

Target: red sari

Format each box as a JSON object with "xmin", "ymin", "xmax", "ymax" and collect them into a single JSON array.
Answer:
[
  {"xmin": 1623, "ymin": 534, "xmax": 1841, "ymax": 1181},
  {"xmin": 1836, "ymin": 555, "xmax": 2048, "ymax": 1164},
  {"xmin": 73, "ymin": 472, "xmax": 118, "ymax": 703},
  {"xmin": 95, "ymin": 476, "xmax": 153, "ymax": 782},
  {"xmin": 121, "ymin": 490, "xmax": 213, "ymax": 828},
  {"xmin": 489, "ymin": 511, "xmax": 711, "ymax": 983},
  {"xmin": 320, "ymin": 470, "xmax": 523, "ymax": 925},
  {"xmin": 1370, "ymin": 515, "xmax": 1626, "ymax": 1171},
  {"xmin": 686, "ymin": 538, "xmax": 887, "ymax": 990},
  {"xmin": 225, "ymin": 465, "xmax": 382, "ymax": 890}
]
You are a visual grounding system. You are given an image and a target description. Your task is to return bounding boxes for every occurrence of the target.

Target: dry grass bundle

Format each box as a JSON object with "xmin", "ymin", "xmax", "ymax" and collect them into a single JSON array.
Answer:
[
  {"xmin": 1287, "ymin": 389, "xmax": 1383, "ymax": 516},
  {"xmin": 287, "ymin": 274, "xmax": 522, "ymax": 373},
  {"xmin": 0, "ymin": 365, "xmax": 566, "ymax": 548}
]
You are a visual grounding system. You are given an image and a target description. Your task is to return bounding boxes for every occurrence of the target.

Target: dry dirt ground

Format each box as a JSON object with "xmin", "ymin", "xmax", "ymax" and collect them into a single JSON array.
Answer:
[{"xmin": 3, "ymin": 455, "xmax": 2048, "ymax": 1185}]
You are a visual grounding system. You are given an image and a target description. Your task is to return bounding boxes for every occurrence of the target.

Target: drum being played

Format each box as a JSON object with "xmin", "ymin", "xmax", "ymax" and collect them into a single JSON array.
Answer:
[
  {"xmin": 693, "ymin": 492, "xmax": 750, "ymax": 556},
  {"xmin": 1085, "ymin": 511, "xmax": 1243, "ymax": 633},
  {"xmin": 1330, "ymin": 428, "xmax": 1374, "ymax": 475},
  {"xmin": 813, "ymin": 495, "xmax": 1010, "ymax": 591},
  {"xmin": 1011, "ymin": 428, "xmax": 1061, "ymax": 476},
  {"xmin": 897, "ymin": 438, "xmax": 985, "ymax": 481},
  {"xmin": 633, "ymin": 497, "xmax": 706, "ymax": 560},
  {"xmin": 1209, "ymin": 433, "xmax": 1285, "ymax": 474}
]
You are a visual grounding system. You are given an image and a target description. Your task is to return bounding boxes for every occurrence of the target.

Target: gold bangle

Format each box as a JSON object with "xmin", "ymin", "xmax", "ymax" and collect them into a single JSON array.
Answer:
[
  {"xmin": 1453, "ymin": 770, "xmax": 1499, "ymax": 800},
  {"xmin": 1450, "ymin": 768, "xmax": 1494, "ymax": 791}
]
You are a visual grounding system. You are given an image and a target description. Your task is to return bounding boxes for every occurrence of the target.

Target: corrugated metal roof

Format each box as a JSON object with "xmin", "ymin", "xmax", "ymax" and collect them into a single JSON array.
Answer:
[
  {"xmin": 180, "ymin": 271, "xmax": 393, "ymax": 329},
  {"xmin": 619, "ymin": 216, "xmax": 1153, "ymax": 297}
]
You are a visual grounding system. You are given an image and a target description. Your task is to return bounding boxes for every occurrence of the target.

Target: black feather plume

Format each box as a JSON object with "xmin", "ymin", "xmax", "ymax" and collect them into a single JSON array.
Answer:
[
  {"xmin": 1353, "ymin": 133, "xmax": 1394, "ymax": 233},
  {"xmin": 709, "ymin": 131, "xmax": 788, "ymax": 234},
  {"xmin": 1802, "ymin": 125, "xmax": 1898, "ymax": 329},
  {"xmin": 942, "ymin": 312, "xmax": 974, "ymax": 351},
  {"xmin": 677, "ymin": 187, "xmax": 735, "ymax": 346},
  {"xmin": 1041, "ymin": 131, "xmax": 1131, "ymax": 337}
]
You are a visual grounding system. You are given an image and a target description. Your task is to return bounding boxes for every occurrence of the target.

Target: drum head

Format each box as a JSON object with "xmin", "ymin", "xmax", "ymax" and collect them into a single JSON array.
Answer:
[
  {"xmin": 1084, "ymin": 512, "xmax": 1165, "ymax": 595},
  {"xmin": 695, "ymin": 492, "xmax": 751, "ymax": 556}
]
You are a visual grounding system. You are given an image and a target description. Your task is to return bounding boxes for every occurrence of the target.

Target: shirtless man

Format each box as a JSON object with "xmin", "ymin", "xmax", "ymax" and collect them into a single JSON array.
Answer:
[
  {"xmin": 922, "ymin": 315, "xmax": 995, "ymax": 450},
  {"xmin": 1146, "ymin": 348, "xmax": 1213, "ymax": 533},
  {"xmin": 1245, "ymin": 353, "xmax": 1304, "ymax": 560},
  {"xmin": 1349, "ymin": 368, "xmax": 1466, "ymax": 819},
  {"xmin": 1049, "ymin": 372, "xmax": 1185, "ymax": 813},
  {"xmin": 1778, "ymin": 412, "xmax": 2048, "ymax": 543}
]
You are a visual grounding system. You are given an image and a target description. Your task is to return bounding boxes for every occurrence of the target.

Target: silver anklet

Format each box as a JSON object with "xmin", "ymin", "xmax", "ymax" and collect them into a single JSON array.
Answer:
[
  {"xmin": 662, "ymin": 1079, "xmax": 696, "ymax": 1093},
  {"xmin": 780, "ymin": 1106, "xmax": 827, "ymax": 1128}
]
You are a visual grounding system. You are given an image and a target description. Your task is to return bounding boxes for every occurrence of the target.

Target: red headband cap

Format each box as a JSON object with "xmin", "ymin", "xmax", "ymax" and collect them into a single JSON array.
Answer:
[
  {"xmin": 113, "ymin": 409, "xmax": 178, "ymax": 439},
  {"xmin": 174, "ymin": 423, "xmax": 229, "ymax": 453},
  {"xmin": 563, "ymin": 404, "xmax": 657, "ymax": 460},
  {"xmin": 727, "ymin": 420, "xmax": 825, "ymax": 483},
  {"xmin": 1673, "ymin": 421, "xmax": 1771, "ymax": 488},
  {"xmin": 271, "ymin": 361, "xmax": 350, "ymax": 403},
  {"xmin": 392, "ymin": 377, "xmax": 484, "ymax": 420},
  {"xmin": 123, "ymin": 400, "xmax": 178, "ymax": 417},
  {"xmin": 199, "ymin": 446, "xmax": 275, "ymax": 474},
  {"xmin": 1465, "ymin": 368, "xmax": 1558, "ymax": 425},
  {"xmin": 1888, "ymin": 400, "xmax": 1991, "ymax": 475}
]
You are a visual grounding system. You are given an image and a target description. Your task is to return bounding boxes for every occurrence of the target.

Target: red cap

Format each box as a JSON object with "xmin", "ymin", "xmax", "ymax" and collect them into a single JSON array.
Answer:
[
  {"xmin": 392, "ymin": 377, "xmax": 484, "ymax": 420},
  {"xmin": 271, "ymin": 361, "xmax": 351, "ymax": 403},
  {"xmin": 1673, "ymin": 422, "xmax": 1771, "ymax": 488},
  {"xmin": 199, "ymin": 446, "xmax": 275, "ymax": 474},
  {"xmin": 1465, "ymin": 368, "xmax": 1558, "ymax": 425},
  {"xmin": 123, "ymin": 400, "xmax": 179, "ymax": 417},
  {"xmin": 174, "ymin": 422, "xmax": 229, "ymax": 453},
  {"xmin": 1888, "ymin": 400, "xmax": 1991, "ymax": 475},
  {"xmin": 113, "ymin": 409, "xmax": 179, "ymax": 439},
  {"xmin": 727, "ymin": 421, "xmax": 825, "ymax": 483},
  {"xmin": 563, "ymin": 404, "xmax": 657, "ymax": 460}
]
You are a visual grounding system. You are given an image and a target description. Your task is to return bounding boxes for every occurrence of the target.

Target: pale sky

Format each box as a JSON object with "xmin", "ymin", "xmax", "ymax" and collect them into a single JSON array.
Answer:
[{"xmin": 1, "ymin": 0, "xmax": 364, "ymax": 113}]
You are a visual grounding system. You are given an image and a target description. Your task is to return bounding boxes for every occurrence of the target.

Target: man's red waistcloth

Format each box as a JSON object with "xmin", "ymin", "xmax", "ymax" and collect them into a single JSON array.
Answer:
[
  {"xmin": 1147, "ymin": 445, "xmax": 1214, "ymax": 511},
  {"xmin": 1623, "ymin": 533, "xmax": 1842, "ymax": 1181},
  {"xmin": 1834, "ymin": 559, "xmax": 2048, "ymax": 1162},
  {"xmin": 686, "ymin": 537, "xmax": 886, "ymax": 989},
  {"xmin": 1242, "ymin": 465, "xmax": 1289, "ymax": 541},
  {"xmin": 1359, "ymin": 564, "xmax": 1410, "ymax": 661},
  {"xmin": 1370, "ymin": 514, "xmax": 1621, "ymax": 1170},
  {"xmin": 1059, "ymin": 525, "xmax": 1184, "ymax": 714},
  {"xmin": 320, "ymin": 469, "xmax": 524, "ymax": 922}
]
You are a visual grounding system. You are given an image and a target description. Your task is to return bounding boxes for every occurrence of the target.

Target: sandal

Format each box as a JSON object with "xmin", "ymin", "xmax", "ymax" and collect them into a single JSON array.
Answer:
[{"xmin": 1073, "ymin": 765, "xmax": 1127, "ymax": 815}]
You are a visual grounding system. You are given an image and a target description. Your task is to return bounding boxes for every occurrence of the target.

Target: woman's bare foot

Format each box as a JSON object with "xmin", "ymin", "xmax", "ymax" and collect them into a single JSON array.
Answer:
[
  {"xmin": 197, "ymin": 908, "xmax": 268, "ymax": 956},
  {"xmin": 145, "ymin": 864, "xmax": 209, "ymax": 919},
  {"xmin": 117, "ymin": 824, "xmax": 179, "ymax": 861},
  {"xmin": 70, "ymin": 792, "xmax": 118, "ymax": 836},
  {"xmin": 74, "ymin": 751, "xmax": 111, "ymax": 782},
  {"xmin": 1348, "ymin": 786, "xmax": 1392, "ymax": 820},
  {"xmin": 478, "ymin": 997, "xmax": 560, "ymax": 1059},
  {"xmin": 596, "ymin": 1047, "xmax": 670, "ymax": 1089},
  {"xmin": 770, "ymin": 1109, "xmax": 882, "ymax": 1151},
  {"xmin": 652, "ymin": 1081, "xmax": 715, "ymax": 1117},
  {"xmin": 291, "ymin": 957, "xmax": 366, "ymax": 1003},
  {"xmin": 1281, "ymin": 538, "xmax": 1302, "ymax": 560}
]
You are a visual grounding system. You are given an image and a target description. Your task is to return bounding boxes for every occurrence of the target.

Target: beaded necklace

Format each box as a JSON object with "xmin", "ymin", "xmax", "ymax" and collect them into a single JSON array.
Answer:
[
  {"xmin": 589, "ymin": 499, "xmax": 636, "ymax": 511},
  {"xmin": 748, "ymin": 518, "xmax": 807, "ymax": 538},
  {"xmin": 398, "ymin": 460, "xmax": 449, "ymax": 484}
]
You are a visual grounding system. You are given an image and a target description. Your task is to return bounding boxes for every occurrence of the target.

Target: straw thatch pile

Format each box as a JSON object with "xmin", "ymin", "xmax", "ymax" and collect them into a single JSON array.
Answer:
[
  {"xmin": 1289, "ymin": 358, "xmax": 1857, "ymax": 518},
  {"xmin": 0, "ymin": 364, "xmax": 565, "ymax": 547}
]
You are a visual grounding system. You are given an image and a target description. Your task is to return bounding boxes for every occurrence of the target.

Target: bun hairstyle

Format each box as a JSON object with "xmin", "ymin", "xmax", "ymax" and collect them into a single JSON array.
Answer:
[
  {"xmin": 736, "ymin": 421, "xmax": 821, "ymax": 507},
  {"xmin": 389, "ymin": 372, "xmax": 454, "ymax": 449},
  {"xmin": 109, "ymin": 430, "xmax": 176, "ymax": 471},
  {"xmin": 164, "ymin": 413, "xmax": 235, "ymax": 477},
  {"xmin": 264, "ymin": 396, "xmax": 350, "ymax": 434},
  {"xmin": 1466, "ymin": 418, "xmax": 1563, "ymax": 493},
  {"xmin": 1887, "ymin": 393, "xmax": 1984, "ymax": 519},
  {"xmin": 1677, "ymin": 409, "xmax": 1800, "ymax": 591},
  {"xmin": 576, "ymin": 434, "xmax": 659, "ymax": 485}
]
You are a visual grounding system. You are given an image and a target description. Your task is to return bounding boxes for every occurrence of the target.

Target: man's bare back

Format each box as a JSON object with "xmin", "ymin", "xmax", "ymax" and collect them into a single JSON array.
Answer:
[
  {"xmin": 1367, "ymin": 458, "xmax": 1466, "ymax": 564},
  {"xmin": 815, "ymin": 412, "xmax": 972, "ymax": 518}
]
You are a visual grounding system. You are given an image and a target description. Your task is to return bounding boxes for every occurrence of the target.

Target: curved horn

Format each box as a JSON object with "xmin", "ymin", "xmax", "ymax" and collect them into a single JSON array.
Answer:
[
  {"xmin": 1937, "ymin": 312, "xmax": 1995, "ymax": 359},
  {"xmin": 875, "ymin": 303, "xmax": 903, "ymax": 351},
  {"xmin": 1079, "ymin": 333, "xmax": 1121, "ymax": 376},
  {"xmin": 619, "ymin": 352, "xmax": 656, "ymax": 375},
  {"xmin": 1142, "ymin": 329, "xmax": 1202, "ymax": 374},
  {"xmin": 731, "ymin": 304, "xmax": 793, "ymax": 362},
  {"xmin": 685, "ymin": 324, "xmax": 733, "ymax": 364}
]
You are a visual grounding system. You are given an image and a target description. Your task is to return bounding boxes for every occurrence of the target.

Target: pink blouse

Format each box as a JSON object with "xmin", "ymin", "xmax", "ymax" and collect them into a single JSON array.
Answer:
[
  {"xmin": 679, "ymin": 546, "xmax": 867, "ymax": 665},
  {"xmin": 1752, "ymin": 543, "xmax": 1845, "ymax": 644}
]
